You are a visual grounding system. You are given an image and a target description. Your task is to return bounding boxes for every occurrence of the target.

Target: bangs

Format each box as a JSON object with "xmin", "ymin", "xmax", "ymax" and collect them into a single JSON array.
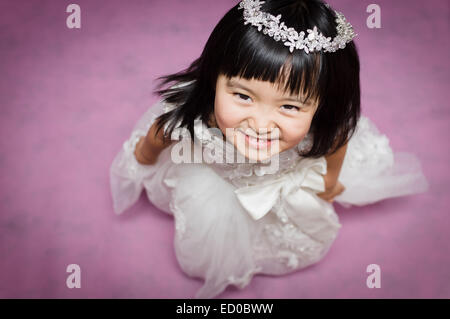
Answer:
[{"xmin": 218, "ymin": 31, "xmax": 322, "ymax": 105}]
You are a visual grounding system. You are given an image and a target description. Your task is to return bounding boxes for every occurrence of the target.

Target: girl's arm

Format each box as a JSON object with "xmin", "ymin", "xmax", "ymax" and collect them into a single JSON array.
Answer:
[
  {"xmin": 134, "ymin": 120, "xmax": 173, "ymax": 165},
  {"xmin": 317, "ymin": 141, "xmax": 348, "ymax": 202},
  {"xmin": 324, "ymin": 141, "xmax": 347, "ymax": 185}
]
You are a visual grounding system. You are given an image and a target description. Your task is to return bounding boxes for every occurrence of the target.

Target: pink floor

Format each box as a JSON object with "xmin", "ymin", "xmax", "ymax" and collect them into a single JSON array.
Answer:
[{"xmin": 0, "ymin": 0, "xmax": 448, "ymax": 298}]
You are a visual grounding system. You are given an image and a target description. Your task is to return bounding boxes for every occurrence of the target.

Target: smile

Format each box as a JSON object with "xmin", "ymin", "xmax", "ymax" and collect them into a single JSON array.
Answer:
[{"xmin": 239, "ymin": 130, "xmax": 275, "ymax": 149}]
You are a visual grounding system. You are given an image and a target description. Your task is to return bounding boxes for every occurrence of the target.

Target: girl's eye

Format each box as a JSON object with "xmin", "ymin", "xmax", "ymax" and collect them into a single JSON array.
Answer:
[
  {"xmin": 235, "ymin": 93, "xmax": 252, "ymax": 102},
  {"xmin": 281, "ymin": 105, "xmax": 300, "ymax": 112},
  {"xmin": 234, "ymin": 93, "xmax": 300, "ymax": 112}
]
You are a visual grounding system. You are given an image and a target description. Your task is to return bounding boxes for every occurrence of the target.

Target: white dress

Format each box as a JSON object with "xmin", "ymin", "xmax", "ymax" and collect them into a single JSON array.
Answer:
[{"xmin": 109, "ymin": 96, "xmax": 429, "ymax": 299}]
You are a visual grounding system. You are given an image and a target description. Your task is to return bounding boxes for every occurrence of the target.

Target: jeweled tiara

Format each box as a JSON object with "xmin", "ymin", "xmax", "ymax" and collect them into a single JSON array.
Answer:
[{"xmin": 238, "ymin": 0, "xmax": 357, "ymax": 54}]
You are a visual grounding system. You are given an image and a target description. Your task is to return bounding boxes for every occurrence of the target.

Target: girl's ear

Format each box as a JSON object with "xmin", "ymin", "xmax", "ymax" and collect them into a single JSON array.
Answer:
[{"xmin": 207, "ymin": 112, "xmax": 217, "ymax": 128}]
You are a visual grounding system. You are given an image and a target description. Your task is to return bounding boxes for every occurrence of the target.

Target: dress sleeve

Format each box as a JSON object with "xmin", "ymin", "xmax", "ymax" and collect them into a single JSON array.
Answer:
[{"xmin": 109, "ymin": 99, "xmax": 174, "ymax": 215}]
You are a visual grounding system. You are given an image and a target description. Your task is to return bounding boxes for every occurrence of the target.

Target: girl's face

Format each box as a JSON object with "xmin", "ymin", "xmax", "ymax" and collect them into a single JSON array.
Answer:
[{"xmin": 213, "ymin": 73, "xmax": 319, "ymax": 162}]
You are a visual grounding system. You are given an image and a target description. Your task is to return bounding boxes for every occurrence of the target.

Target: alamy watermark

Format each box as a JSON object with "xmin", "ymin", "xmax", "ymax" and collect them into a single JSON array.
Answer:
[
  {"xmin": 366, "ymin": 264, "xmax": 381, "ymax": 288},
  {"xmin": 367, "ymin": 4, "xmax": 382, "ymax": 29},
  {"xmin": 66, "ymin": 264, "xmax": 81, "ymax": 288},
  {"xmin": 167, "ymin": 119, "xmax": 281, "ymax": 173},
  {"xmin": 66, "ymin": 4, "xmax": 81, "ymax": 29}
]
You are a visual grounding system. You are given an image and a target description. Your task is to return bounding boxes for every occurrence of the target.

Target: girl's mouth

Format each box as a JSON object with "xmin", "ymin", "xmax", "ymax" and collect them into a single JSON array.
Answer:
[{"xmin": 242, "ymin": 131, "xmax": 273, "ymax": 149}]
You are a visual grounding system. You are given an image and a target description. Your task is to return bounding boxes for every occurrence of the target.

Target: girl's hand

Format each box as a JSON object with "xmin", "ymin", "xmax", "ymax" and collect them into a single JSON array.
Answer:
[
  {"xmin": 134, "ymin": 136, "xmax": 158, "ymax": 165},
  {"xmin": 316, "ymin": 175, "xmax": 345, "ymax": 203}
]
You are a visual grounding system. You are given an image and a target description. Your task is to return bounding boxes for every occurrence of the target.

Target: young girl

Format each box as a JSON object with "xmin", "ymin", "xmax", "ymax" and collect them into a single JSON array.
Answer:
[{"xmin": 110, "ymin": 0, "xmax": 429, "ymax": 298}]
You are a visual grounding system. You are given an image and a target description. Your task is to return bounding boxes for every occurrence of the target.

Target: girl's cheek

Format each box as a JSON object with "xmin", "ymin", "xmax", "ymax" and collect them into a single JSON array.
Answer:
[
  {"xmin": 215, "ymin": 109, "xmax": 238, "ymax": 130},
  {"xmin": 282, "ymin": 117, "xmax": 312, "ymax": 141},
  {"xmin": 215, "ymin": 97, "xmax": 242, "ymax": 128}
]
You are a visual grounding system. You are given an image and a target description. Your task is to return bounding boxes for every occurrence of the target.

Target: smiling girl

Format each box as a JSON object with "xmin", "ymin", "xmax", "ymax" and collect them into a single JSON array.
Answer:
[{"xmin": 110, "ymin": 0, "xmax": 429, "ymax": 298}]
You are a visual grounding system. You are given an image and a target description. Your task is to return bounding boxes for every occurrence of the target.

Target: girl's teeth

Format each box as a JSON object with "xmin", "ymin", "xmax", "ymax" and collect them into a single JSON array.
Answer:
[{"xmin": 249, "ymin": 136, "xmax": 269, "ymax": 146}]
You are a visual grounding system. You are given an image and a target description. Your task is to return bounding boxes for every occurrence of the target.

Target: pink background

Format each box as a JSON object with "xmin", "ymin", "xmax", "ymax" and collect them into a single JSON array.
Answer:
[{"xmin": 0, "ymin": 0, "xmax": 448, "ymax": 298}]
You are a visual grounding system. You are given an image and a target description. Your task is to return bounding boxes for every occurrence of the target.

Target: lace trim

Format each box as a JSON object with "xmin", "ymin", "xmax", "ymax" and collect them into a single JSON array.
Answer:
[
  {"xmin": 263, "ymin": 222, "xmax": 324, "ymax": 270},
  {"xmin": 191, "ymin": 118, "xmax": 314, "ymax": 181},
  {"xmin": 345, "ymin": 116, "xmax": 394, "ymax": 173},
  {"xmin": 121, "ymin": 123, "xmax": 152, "ymax": 177}
]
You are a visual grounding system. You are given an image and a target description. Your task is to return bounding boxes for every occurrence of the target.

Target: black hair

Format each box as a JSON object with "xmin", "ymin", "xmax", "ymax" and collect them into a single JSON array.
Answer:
[{"xmin": 152, "ymin": 0, "xmax": 361, "ymax": 158}]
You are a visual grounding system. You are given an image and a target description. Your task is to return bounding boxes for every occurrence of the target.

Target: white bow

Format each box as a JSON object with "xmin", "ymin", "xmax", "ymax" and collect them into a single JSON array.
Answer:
[{"xmin": 234, "ymin": 157, "xmax": 328, "ymax": 220}]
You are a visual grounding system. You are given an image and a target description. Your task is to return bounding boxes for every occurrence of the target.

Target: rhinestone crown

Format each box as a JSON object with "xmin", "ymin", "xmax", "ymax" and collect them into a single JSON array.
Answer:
[{"xmin": 238, "ymin": 0, "xmax": 357, "ymax": 54}]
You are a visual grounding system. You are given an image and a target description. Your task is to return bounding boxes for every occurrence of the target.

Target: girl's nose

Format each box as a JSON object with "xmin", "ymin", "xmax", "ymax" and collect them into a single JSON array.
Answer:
[{"xmin": 250, "ymin": 117, "xmax": 276, "ymax": 135}]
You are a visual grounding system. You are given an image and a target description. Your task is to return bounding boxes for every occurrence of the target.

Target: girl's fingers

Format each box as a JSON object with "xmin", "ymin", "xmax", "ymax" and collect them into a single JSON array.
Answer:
[
  {"xmin": 318, "ymin": 181, "xmax": 346, "ymax": 203},
  {"xmin": 316, "ymin": 191, "xmax": 330, "ymax": 199},
  {"xmin": 318, "ymin": 193, "xmax": 333, "ymax": 202},
  {"xmin": 322, "ymin": 186, "xmax": 345, "ymax": 203},
  {"xmin": 337, "ymin": 184, "xmax": 345, "ymax": 195}
]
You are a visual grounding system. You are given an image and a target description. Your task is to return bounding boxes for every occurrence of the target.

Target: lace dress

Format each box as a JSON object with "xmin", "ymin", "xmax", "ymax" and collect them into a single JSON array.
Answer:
[{"xmin": 109, "ymin": 98, "xmax": 429, "ymax": 299}]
